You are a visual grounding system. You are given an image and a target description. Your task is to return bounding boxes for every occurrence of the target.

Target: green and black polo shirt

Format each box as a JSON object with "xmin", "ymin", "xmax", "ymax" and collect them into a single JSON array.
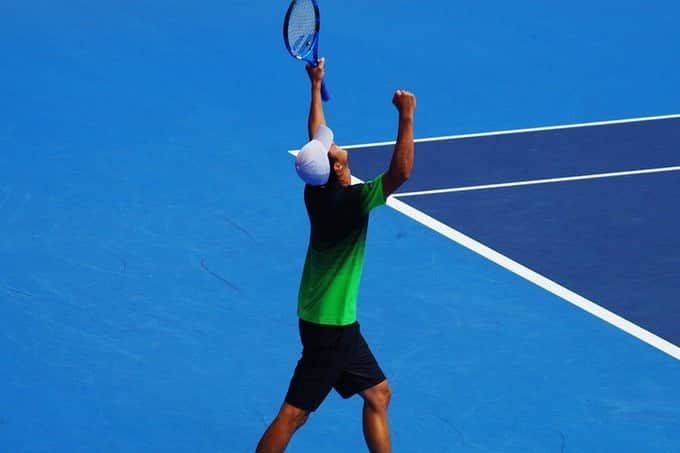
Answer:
[{"xmin": 297, "ymin": 174, "xmax": 386, "ymax": 326}]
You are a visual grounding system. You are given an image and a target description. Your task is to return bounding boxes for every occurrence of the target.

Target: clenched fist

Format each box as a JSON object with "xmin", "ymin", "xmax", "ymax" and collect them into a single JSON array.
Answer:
[{"xmin": 392, "ymin": 90, "xmax": 416, "ymax": 118}]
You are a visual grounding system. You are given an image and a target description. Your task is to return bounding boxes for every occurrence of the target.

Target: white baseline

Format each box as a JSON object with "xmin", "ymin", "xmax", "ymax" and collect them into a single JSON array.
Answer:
[{"xmin": 342, "ymin": 113, "xmax": 680, "ymax": 150}]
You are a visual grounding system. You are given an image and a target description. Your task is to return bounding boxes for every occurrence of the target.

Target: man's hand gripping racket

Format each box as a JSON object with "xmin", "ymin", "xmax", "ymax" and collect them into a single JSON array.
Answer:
[{"xmin": 283, "ymin": 0, "xmax": 331, "ymax": 101}]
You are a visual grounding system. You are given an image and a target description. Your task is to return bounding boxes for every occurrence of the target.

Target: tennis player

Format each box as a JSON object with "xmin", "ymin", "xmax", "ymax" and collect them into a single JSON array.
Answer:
[{"xmin": 256, "ymin": 58, "xmax": 415, "ymax": 453}]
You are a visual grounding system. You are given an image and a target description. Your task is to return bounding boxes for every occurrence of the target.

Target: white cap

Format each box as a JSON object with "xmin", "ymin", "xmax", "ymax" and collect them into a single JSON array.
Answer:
[{"xmin": 295, "ymin": 125, "xmax": 334, "ymax": 185}]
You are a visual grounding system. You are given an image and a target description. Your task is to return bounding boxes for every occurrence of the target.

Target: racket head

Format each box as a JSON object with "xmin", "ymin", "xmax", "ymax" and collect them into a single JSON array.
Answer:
[{"xmin": 283, "ymin": 0, "xmax": 321, "ymax": 64}]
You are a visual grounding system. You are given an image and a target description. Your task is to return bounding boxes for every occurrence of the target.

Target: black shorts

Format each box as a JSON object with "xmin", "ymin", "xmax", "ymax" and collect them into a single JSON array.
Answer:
[{"xmin": 284, "ymin": 319, "xmax": 386, "ymax": 412}]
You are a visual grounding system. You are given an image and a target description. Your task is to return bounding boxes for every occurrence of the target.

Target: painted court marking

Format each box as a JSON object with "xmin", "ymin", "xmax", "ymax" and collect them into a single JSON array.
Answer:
[
  {"xmin": 289, "ymin": 114, "xmax": 680, "ymax": 360},
  {"xmin": 385, "ymin": 195, "xmax": 680, "ymax": 361},
  {"xmin": 340, "ymin": 113, "xmax": 680, "ymax": 150},
  {"xmin": 357, "ymin": 171, "xmax": 680, "ymax": 360},
  {"xmin": 394, "ymin": 165, "xmax": 680, "ymax": 197}
]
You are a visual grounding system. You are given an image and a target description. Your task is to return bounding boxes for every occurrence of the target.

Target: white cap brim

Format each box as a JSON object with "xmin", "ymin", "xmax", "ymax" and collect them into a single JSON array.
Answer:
[{"xmin": 294, "ymin": 125, "xmax": 334, "ymax": 186}]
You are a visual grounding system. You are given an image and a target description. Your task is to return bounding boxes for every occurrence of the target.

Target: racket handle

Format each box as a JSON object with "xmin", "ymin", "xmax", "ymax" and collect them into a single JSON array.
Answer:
[{"xmin": 321, "ymin": 81, "xmax": 331, "ymax": 102}]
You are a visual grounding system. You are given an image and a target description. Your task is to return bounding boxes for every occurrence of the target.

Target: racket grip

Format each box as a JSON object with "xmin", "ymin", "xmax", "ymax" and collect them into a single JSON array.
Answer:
[{"xmin": 321, "ymin": 81, "xmax": 331, "ymax": 102}]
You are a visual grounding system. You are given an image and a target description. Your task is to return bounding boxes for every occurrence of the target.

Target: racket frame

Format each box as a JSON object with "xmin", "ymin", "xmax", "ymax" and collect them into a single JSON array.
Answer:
[{"xmin": 283, "ymin": 0, "xmax": 330, "ymax": 101}]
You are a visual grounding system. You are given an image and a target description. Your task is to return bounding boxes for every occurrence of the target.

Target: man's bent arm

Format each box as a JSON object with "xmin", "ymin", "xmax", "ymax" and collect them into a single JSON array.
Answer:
[
  {"xmin": 307, "ymin": 58, "xmax": 327, "ymax": 140},
  {"xmin": 383, "ymin": 90, "xmax": 416, "ymax": 198}
]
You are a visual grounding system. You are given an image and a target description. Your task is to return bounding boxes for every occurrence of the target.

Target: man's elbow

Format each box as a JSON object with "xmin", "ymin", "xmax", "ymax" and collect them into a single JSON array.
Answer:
[
  {"xmin": 392, "ymin": 168, "xmax": 410, "ymax": 185},
  {"xmin": 399, "ymin": 162, "xmax": 414, "ymax": 181},
  {"xmin": 399, "ymin": 169, "xmax": 411, "ymax": 183}
]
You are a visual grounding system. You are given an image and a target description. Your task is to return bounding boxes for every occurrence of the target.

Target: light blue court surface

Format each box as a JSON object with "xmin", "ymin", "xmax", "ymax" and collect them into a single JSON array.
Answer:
[{"xmin": 2, "ymin": 1, "xmax": 680, "ymax": 452}]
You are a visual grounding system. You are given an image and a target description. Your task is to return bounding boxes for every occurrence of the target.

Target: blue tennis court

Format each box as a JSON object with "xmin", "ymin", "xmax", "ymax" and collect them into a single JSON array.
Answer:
[{"xmin": 2, "ymin": 1, "xmax": 680, "ymax": 452}]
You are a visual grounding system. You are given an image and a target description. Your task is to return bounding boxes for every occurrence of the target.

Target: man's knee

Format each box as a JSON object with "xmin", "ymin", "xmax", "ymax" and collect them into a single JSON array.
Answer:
[
  {"xmin": 278, "ymin": 403, "xmax": 310, "ymax": 429},
  {"xmin": 362, "ymin": 380, "xmax": 391, "ymax": 411}
]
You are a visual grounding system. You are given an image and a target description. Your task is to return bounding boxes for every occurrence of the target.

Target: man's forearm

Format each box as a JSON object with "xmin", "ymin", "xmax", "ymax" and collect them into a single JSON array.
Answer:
[
  {"xmin": 308, "ymin": 81, "xmax": 326, "ymax": 140},
  {"xmin": 388, "ymin": 114, "xmax": 414, "ymax": 181}
]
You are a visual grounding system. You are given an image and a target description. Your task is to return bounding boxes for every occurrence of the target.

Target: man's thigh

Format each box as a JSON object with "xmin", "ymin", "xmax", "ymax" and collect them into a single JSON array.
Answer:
[{"xmin": 334, "ymin": 327, "xmax": 386, "ymax": 399}]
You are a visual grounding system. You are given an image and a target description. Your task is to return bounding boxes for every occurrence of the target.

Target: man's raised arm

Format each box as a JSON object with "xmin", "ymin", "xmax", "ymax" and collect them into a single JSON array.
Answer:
[
  {"xmin": 383, "ymin": 90, "xmax": 416, "ymax": 198},
  {"xmin": 306, "ymin": 58, "xmax": 327, "ymax": 140}
]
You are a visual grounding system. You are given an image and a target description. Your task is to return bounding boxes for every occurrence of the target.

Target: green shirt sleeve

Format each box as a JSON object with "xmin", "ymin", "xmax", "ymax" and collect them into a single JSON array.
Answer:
[{"xmin": 360, "ymin": 174, "xmax": 386, "ymax": 215}]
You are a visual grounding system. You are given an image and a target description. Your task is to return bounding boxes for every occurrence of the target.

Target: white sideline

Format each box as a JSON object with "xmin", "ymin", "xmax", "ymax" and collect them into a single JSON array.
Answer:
[
  {"xmin": 385, "ymin": 195, "xmax": 680, "ymax": 361},
  {"xmin": 394, "ymin": 166, "xmax": 680, "ymax": 197}
]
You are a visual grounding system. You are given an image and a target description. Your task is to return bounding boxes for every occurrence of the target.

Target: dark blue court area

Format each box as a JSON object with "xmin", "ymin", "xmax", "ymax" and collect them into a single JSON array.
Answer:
[{"xmin": 349, "ymin": 116, "xmax": 680, "ymax": 350}]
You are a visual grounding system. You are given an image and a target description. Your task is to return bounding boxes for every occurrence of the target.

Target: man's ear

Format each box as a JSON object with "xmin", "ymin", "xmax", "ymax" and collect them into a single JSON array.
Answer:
[{"xmin": 333, "ymin": 160, "xmax": 344, "ymax": 175}]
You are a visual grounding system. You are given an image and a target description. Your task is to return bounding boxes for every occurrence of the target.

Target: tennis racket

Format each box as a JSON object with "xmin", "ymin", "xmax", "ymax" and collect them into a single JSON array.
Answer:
[{"xmin": 283, "ymin": 0, "xmax": 330, "ymax": 101}]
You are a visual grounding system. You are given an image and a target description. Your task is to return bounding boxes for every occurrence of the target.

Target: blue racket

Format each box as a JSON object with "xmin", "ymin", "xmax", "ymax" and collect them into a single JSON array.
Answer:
[{"xmin": 283, "ymin": 0, "xmax": 330, "ymax": 101}]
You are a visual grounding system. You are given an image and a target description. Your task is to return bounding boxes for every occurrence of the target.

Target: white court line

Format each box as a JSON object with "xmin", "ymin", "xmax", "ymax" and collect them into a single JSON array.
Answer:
[
  {"xmin": 384, "ymin": 195, "xmax": 680, "ymax": 360},
  {"xmin": 395, "ymin": 166, "xmax": 680, "ymax": 197},
  {"xmin": 342, "ymin": 113, "xmax": 680, "ymax": 150},
  {"xmin": 346, "ymin": 177, "xmax": 680, "ymax": 361}
]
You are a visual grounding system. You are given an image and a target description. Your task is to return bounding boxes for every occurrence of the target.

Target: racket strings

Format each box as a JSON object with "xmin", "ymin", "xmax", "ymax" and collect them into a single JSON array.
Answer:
[{"xmin": 286, "ymin": 0, "xmax": 318, "ymax": 58}]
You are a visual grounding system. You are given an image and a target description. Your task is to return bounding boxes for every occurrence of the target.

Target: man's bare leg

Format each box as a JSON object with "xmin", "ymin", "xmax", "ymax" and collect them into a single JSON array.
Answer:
[
  {"xmin": 360, "ymin": 380, "xmax": 392, "ymax": 453},
  {"xmin": 256, "ymin": 402, "xmax": 309, "ymax": 453}
]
